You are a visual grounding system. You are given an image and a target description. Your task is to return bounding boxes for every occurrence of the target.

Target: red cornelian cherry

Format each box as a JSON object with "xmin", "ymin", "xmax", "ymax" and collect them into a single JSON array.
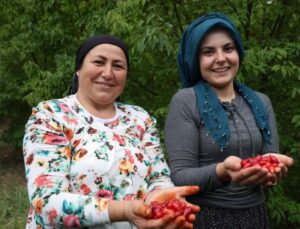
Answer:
[
  {"xmin": 241, "ymin": 155, "xmax": 279, "ymax": 173},
  {"xmin": 148, "ymin": 199, "xmax": 197, "ymax": 220}
]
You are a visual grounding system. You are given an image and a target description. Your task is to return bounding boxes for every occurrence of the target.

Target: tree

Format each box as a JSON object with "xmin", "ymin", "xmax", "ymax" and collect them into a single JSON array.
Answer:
[{"xmin": 0, "ymin": 0, "xmax": 299, "ymax": 227}]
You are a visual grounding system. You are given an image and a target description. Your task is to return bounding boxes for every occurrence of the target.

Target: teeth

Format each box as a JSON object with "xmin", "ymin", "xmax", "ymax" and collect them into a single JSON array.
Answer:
[
  {"xmin": 213, "ymin": 67, "xmax": 229, "ymax": 72},
  {"xmin": 95, "ymin": 82, "xmax": 112, "ymax": 87}
]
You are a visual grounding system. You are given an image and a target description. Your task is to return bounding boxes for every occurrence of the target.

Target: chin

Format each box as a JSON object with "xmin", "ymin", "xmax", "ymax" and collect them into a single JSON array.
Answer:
[
  {"xmin": 211, "ymin": 81, "xmax": 232, "ymax": 89},
  {"xmin": 93, "ymin": 96, "xmax": 114, "ymax": 104}
]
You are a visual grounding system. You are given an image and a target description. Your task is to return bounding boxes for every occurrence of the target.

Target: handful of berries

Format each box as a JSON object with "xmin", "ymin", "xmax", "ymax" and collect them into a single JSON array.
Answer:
[
  {"xmin": 240, "ymin": 155, "xmax": 279, "ymax": 173},
  {"xmin": 147, "ymin": 199, "xmax": 196, "ymax": 220}
]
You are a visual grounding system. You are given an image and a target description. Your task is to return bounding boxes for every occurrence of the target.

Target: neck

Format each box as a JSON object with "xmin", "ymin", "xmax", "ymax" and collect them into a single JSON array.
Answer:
[
  {"xmin": 213, "ymin": 85, "xmax": 235, "ymax": 102},
  {"xmin": 76, "ymin": 93, "xmax": 116, "ymax": 119}
]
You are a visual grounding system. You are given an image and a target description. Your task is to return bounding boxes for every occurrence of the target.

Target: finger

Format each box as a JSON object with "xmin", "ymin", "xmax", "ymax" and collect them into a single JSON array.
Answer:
[
  {"xmin": 145, "ymin": 214, "xmax": 175, "ymax": 229},
  {"xmin": 265, "ymin": 180, "xmax": 277, "ymax": 187},
  {"xmin": 190, "ymin": 205, "xmax": 200, "ymax": 213},
  {"xmin": 240, "ymin": 166, "xmax": 262, "ymax": 177},
  {"xmin": 183, "ymin": 220, "xmax": 194, "ymax": 229},
  {"xmin": 154, "ymin": 186, "xmax": 200, "ymax": 203},
  {"xmin": 224, "ymin": 156, "xmax": 242, "ymax": 171},
  {"xmin": 277, "ymin": 163, "xmax": 288, "ymax": 177},
  {"xmin": 281, "ymin": 155, "xmax": 294, "ymax": 167},
  {"xmin": 256, "ymin": 173, "xmax": 275, "ymax": 186},
  {"xmin": 145, "ymin": 206, "xmax": 153, "ymax": 219},
  {"xmin": 179, "ymin": 200, "xmax": 200, "ymax": 211},
  {"xmin": 273, "ymin": 154, "xmax": 294, "ymax": 167},
  {"xmin": 174, "ymin": 216, "xmax": 195, "ymax": 229},
  {"xmin": 173, "ymin": 215, "xmax": 187, "ymax": 228},
  {"xmin": 175, "ymin": 186, "xmax": 200, "ymax": 196},
  {"xmin": 160, "ymin": 214, "xmax": 176, "ymax": 227},
  {"xmin": 187, "ymin": 213, "xmax": 196, "ymax": 222},
  {"xmin": 138, "ymin": 203, "xmax": 150, "ymax": 218},
  {"xmin": 238, "ymin": 166, "xmax": 265, "ymax": 183},
  {"xmin": 239, "ymin": 168, "xmax": 269, "ymax": 186},
  {"xmin": 274, "ymin": 166, "xmax": 283, "ymax": 181}
]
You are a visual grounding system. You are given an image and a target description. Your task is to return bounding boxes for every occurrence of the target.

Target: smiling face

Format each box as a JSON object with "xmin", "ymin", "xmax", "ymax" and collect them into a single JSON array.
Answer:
[
  {"xmin": 76, "ymin": 43, "xmax": 127, "ymax": 110},
  {"xmin": 199, "ymin": 28, "xmax": 239, "ymax": 91}
]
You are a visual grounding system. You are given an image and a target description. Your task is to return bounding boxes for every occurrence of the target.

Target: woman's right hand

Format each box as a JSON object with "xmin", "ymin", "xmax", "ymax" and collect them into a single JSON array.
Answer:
[{"xmin": 216, "ymin": 156, "xmax": 273, "ymax": 186}]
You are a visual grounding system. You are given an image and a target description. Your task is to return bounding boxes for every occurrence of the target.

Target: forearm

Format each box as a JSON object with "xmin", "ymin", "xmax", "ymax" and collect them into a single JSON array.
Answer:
[
  {"xmin": 170, "ymin": 162, "xmax": 226, "ymax": 191},
  {"xmin": 28, "ymin": 189, "xmax": 111, "ymax": 227}
]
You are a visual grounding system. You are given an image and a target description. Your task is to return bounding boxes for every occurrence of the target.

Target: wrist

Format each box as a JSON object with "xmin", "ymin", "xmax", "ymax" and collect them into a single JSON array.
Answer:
[
  {"xmin": 108, "ymin": 200, "xmax": 129, "ymax": 222},
  {"xmin": 216, "ymin": 162, "xmax": 231, "ymax": 182},
  {"xmin": 122, "ymin": 201, "xmax": 129, "ymax": 221}
]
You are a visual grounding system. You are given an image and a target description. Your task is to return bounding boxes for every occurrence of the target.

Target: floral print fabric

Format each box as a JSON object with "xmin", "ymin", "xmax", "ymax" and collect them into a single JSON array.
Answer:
[{"xmin": 23, "ymin": 95, "xmax": 173, "ymax": 228}]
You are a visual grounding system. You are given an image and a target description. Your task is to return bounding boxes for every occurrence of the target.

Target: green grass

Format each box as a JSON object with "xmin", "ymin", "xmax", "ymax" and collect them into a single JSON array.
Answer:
[{"xmin": 0, "ymin": 163, "xmax": 28, "ymax": 229}]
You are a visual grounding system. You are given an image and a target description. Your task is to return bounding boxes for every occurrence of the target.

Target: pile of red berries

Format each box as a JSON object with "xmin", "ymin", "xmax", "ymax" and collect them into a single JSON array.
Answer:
[
  {"xmin": 241, "ymin": 155, "xmax": 279, "ymax": 173},
  {"xmin": 147, "ymin": 199, "xmax": 195, "ymax": 220}
]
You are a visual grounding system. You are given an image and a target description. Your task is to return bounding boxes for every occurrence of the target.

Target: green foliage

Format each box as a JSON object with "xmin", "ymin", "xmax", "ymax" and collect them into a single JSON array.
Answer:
[
  {"xmin": 0, "ymin": 164, "xmax": 28, "ymax": 228},
  {"xmin": 266, "ymin": 184, "xmax": 300, "ymax": 228},
  {"xmin": 0, "ymin": 0, "xmax": 299, "ymax": 227}
]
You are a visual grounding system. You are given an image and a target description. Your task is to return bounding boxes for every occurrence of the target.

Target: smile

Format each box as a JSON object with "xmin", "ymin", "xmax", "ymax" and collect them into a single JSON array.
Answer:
[
  {"xmin": 94, "ymin": 82, "xmax": 113, "ymax": 87},
  {"xmin": 212, "ymin": 67, "xmax": 230, "ymax": 73}
]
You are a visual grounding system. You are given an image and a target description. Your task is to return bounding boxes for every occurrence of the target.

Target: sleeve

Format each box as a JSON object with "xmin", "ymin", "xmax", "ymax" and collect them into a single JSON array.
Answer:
[
  {"xmin": 141, "ymin": 112, "xmax": 174, "ymax": 192},
  {"xmin": 259, "ymin": 93, "xmax": 280, "ymax": 153},
  {"xmin": 23, "ymin": 101, "xmax": 110, "ymax": 227},
  {"xmin": 164, "ymin": 90, "xmax": 225, "ymax": 192}
]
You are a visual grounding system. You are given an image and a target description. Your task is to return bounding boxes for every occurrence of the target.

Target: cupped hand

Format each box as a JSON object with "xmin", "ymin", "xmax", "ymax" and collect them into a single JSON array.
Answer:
[
  {"xmin": 218, "ymin": 156, "xmax": 273, "ymax": 186},
  {"xmin": 125, "ymin": 200, "xmax": 195, "ymax": 229},
  {"xmin": 219, "ymin": 154, "xmax": 294, "ymax": 187},
  {"xmin": 144, "ymin": 186, "xmax": 200, "ymax": 228},
  {"xmin": 263, "ymin": 153, "xmax": 294, "ymax": 186}
]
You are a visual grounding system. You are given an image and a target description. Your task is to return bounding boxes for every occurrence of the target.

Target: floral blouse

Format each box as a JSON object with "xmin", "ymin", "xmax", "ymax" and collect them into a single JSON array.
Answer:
[{"xmin": 23, "ymin": 95, "xmax": 173, "ymax": 229}]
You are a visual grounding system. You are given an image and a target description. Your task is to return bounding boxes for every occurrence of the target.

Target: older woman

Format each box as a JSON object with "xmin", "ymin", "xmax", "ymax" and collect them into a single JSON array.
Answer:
[
  {"xmin": 164, "ymin": 13, "xmax": 293, "ymax": 228},
  {"xmin": 23, "ymin": 35, "xmax": 199, "ymax": 229}
]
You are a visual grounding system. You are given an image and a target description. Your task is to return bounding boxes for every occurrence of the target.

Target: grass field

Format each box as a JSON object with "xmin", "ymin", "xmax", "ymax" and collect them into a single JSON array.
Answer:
[{"xmin": 0, "ymin": 162, "xmax": 28, "ymax": 229}]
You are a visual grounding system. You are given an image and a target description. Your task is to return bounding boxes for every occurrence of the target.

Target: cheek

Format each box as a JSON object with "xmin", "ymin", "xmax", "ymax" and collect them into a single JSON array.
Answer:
[
  {"xmin": 116, "ymin": 73, "xmax": 127, "ymax": 85},
  {"xmin": 231, "ymin": 53, "xmax": 240, "ymax": 65},
  {"xmin": 199, "ymin": 58, "xmax": 211, "ymax": 74},
  {"xmin": 231, "ymin": 58, "xmax": 240, "ymax": 72},
  {"xmin": 78, "ymin": 63, "xmax": 99, "ymax": 77}
]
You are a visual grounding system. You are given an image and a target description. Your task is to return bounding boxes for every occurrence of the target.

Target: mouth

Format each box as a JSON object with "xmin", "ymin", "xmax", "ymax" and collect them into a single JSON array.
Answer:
[
  {"xmin": 212, "ymin": 67, "xmax": 230, "ymax": 73},
  {"xmin": 94, "ymin": 81, "xmax": 114, "ymax": 88}
]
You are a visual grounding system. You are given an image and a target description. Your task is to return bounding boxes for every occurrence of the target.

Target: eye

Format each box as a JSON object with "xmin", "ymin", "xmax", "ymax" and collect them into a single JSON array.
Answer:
[
  {"xmin": 201, "ymin": 48, "xmax": 214, "ymax": 56},
  {"xmin": 224, "ymin": 45, "xmax": 235, "ymax": 53},
  {"xmin": 113, "ymin": 63, "xmax": 126, "ymax": 70},
  {"xmin": 93, "ymin": 60, "xmax": 105, "ymax": 66}
]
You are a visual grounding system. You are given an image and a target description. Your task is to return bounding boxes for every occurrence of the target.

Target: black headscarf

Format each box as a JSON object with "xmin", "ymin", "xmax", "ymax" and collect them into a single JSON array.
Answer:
[{"xmin": 68, "ymin": 34, "xmax": 129, "ymax": 95}]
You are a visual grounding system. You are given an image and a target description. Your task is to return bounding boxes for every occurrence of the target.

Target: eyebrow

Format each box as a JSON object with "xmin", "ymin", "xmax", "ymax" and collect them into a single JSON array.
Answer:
[
  {"xmin": 201, "ymin": 42, "xmax": 235, "ymax": 49},
  {"xmin": 95, "ymin": 55, "xmax": 126, "ymax": 64}
]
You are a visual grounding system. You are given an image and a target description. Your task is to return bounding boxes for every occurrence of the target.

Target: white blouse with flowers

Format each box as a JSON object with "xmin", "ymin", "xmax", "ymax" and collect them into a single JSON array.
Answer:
[{"xmin": 23, "ymin": 95, "xmax": 173, "ymax": 229}]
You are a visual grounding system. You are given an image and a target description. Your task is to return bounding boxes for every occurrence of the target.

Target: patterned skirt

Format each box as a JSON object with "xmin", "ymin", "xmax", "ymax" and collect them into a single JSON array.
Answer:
[{"xmin": 194, "ymin": 203, "xmax": 270, "ymax": 229}]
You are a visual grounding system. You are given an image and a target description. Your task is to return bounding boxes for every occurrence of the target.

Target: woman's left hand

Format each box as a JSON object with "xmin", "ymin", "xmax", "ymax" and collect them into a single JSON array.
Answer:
[{"xmin": 264, "ymin": 153, "xmax": 294, "ymax": 186}]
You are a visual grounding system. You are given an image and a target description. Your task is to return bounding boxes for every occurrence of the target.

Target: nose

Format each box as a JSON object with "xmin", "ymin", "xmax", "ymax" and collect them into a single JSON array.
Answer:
[
  {"xmin": 215, "ymin": 50, "xmax": 226, "ymax": 64},
  {"xmin": 102, "ymin": 64, "xmax": 113, "ymax": 79}
]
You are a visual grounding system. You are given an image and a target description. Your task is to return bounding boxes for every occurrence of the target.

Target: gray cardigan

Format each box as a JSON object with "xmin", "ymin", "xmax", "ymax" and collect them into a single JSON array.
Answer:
[{"xmin": 164, "ymin": 87, "xmax": 279, "ymax": 209}]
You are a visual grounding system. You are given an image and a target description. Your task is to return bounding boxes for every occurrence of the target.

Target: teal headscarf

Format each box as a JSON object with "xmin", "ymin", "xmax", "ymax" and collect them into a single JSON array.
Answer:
[{"xmin": 177, "ymin": 13, "xmax": 271, "ymax": 149}]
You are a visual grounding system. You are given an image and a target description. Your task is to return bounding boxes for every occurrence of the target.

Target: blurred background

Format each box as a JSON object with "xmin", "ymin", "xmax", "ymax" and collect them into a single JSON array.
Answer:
[{"xmin": 0, "ymin": 0, "xmax": 299, "ymax": 228}]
